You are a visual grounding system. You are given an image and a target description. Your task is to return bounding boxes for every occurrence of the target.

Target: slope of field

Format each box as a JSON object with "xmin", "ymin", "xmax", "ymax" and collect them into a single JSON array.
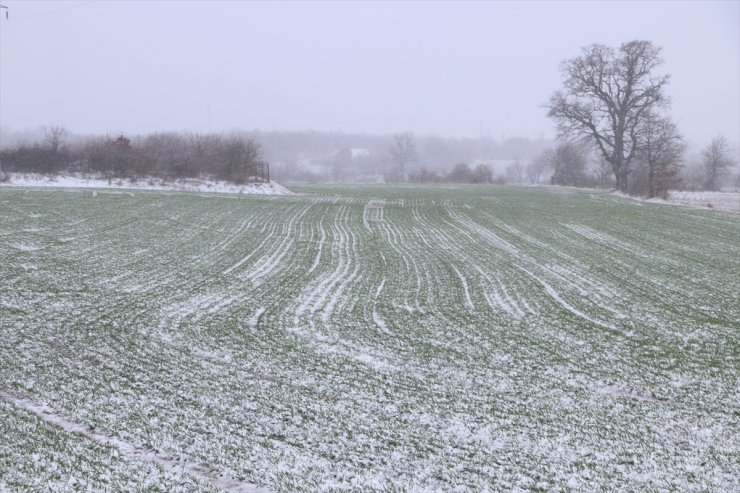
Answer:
[{"xmin": 1, "ymin": 185, "xmax": 738, "ymax": 492}]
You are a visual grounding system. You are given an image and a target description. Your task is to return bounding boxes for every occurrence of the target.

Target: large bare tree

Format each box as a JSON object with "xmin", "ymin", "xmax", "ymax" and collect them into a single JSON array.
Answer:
[{"xmin": 546, "ymin": 40, "xmax": 670, "ymax": 192}]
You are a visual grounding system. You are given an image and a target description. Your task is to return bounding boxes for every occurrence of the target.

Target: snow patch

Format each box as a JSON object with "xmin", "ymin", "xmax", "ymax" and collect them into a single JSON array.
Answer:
[
  {"xmin": 3, "ymin": 173, "xmax": 293, "ymax": 196},
  {"xmin": 246, "ymin": 307, "xmax": 266, "ymax": 331},
  {"xmin": 11, "ymin": 243, "xmax": 40, "ymax": 252},
  {"xmin": 614, "ymin": 190, "xmax": 740, "ymax": 213}
]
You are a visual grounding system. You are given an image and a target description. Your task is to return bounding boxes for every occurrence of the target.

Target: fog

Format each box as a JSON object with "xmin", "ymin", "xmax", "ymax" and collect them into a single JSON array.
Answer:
[{"xmin": 0, "ymin": 0, "xmax": 738, "ymax": 149}]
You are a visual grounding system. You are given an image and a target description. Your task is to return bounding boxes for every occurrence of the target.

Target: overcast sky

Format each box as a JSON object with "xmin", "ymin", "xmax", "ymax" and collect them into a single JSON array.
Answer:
[{"xmin": 0, "ymin": 0, "xmax": 738, "ymax": 147}]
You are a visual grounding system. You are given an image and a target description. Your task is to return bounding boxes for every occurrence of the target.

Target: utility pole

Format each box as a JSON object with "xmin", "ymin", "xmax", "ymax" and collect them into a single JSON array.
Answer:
[{"xmin": 0, "ymin": 4, "xmax": 7, "ymax": 181}]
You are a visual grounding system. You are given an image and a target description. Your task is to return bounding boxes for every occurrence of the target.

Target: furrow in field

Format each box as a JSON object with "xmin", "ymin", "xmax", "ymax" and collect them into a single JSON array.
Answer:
[
  {"xmin": 0, "ymin": 390, "xmax": 272, "ymax": 493},
  {"xmin": 371, "ymin": 278, "xmax": 393, "ymax": 335},
  {"xmin": 432, "ymin": 207, "xmax": 530, "ymax": 318},
  {"xmin": 376, "ymin": 219, "xmax": 425, "ymax": 313},
  {"xmin": 222, "ymin": 220, "xmax": 280, "ymax": 275},
  {"xmin": 243, "ymin": 201, "xmax": 316, "ymax": 286},
  {"xmin": 321, "ymin": 210, "xmax": 361, "ymax": 324},
  {"xmin": 562, "ymin": 222, "xmax": 654, "ymax": 261},
  {"xmin": 451, "ymin": 264, "xmax": 474, "ymax": 311},
  {"xmin": 308, "ymin": 212, "xmax": 327, "ymax": 274},
  {"xmin": 2, "ymin": 186, "xmax": 738, "ymax": 492},
  {"xmin": 514, "ymin": 265, "xmax": 631, "ymax": 336},
  {"xmin": 294, "ymin": 204, "xmax": 356, "ymax": 321}
]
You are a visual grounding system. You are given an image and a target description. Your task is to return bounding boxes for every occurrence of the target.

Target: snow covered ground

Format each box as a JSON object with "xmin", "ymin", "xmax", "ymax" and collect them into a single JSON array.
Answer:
[
  {"xmin": 656, "ymin": 190, "xmax": 740, "ymax": 213},
  {"xmin": 612, "ymin": 189, "xmax": 740, "ymax": 213},
  {"xmin": 1, "ymin": 172, "xmax": 293, "ymax": 195},
  {"xmin": 1, "ymin": 185, "xmax": 738, "ymax": 491}
]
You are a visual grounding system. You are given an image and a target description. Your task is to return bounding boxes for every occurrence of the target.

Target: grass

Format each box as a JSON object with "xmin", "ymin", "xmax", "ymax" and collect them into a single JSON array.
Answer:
[{"xmin": 0, "ymin": 184, "xmax": 738, "ymax": 492}]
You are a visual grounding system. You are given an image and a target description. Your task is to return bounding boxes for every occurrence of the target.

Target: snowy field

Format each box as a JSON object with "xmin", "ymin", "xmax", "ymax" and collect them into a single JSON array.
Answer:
[{"xmin": 1, "ymin": 185, "xmax": 738, "ymax": 492}]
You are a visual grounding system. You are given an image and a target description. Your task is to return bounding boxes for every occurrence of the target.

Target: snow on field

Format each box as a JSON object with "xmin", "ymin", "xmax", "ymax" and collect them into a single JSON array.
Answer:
[
  {"xmin": 612, "ymin": 189, "xmax": 740, "ymax": 213},
  {"xmin": 657, "ymin": 190, "xmax": 740, "ymax": 213},
  {"xmin": 1, "ymin": 185, "xmax": 738, "ymax": 491},
  {"xmin": 0, "ymin": 390, "xmax": 268, "ymax": 493},
  {"xmin": 2, "ymin": 172, "xmax": 293, "ymax": 195}
]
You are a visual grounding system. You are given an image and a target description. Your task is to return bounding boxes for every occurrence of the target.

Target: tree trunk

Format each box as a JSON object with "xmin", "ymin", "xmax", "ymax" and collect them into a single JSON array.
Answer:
[{"xmin": 614, "ymin": 169, "xmax": 629, "ymax": 193}]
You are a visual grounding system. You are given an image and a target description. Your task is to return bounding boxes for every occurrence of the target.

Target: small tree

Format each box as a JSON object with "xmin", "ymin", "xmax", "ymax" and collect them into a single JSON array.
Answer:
[
  {"xmin": 702, "ymin": 135, "xmax": 735, "ymax": 191},
  {"xmin": 388, "ymin": 132, "xmax": 418, "ymax": 180},
  {"xmin": 636, "ymin": 113, "xmax": 685, "ymax": 197},
  {"xmin": 331, "ymin": 148, "xmax": 352, "ymax": 182},
  {"xmin": 504, "ymin": 159, "xmax": 525, "ymax": 185},
  {"xmin": 471, "ymin": 163, "xmax": 493, "ymax": 184},
  {"xmin": 45, "ymin": 126, "xmax": 68, "ymax": 155},
  {"xmin": 447, "ymin": 162, "xmax": 472, "ymax": 183},
  {"xmin": 218, "ymin": 136, "xmax": 262, "ymax": 184},
  {"xmin": 526, "ymin": 157, "xmax": 547, "ymax": 184},
  {"xmin": 111, "ymin": 135, "xmax": 140, "ymax": 178},
  {"xmin": 544, "ymin": 143, "xmax": 588, "ymax": 186},
  {"xmin": 413, "ymin": 166, "xmax": 440, "ymax": 184}
]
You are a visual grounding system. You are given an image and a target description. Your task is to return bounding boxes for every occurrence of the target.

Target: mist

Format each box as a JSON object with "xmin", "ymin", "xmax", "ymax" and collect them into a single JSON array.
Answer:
[{"xmin": 0, "ymin": 0, "xmax": 738, "ymax": 148}]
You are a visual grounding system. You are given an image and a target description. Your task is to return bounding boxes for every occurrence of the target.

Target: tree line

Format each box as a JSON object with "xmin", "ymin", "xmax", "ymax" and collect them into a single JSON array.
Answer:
[
  {"xmin": 382, "ymin": 130, "xmax": 736, "ymax": 193},
  {"xmin": 2, "ymin": 40, "xmax": 736, "ymax": 193},
  {"xmin": 0, "ymin": 130, "xmax": 267, "ymax": 184}
]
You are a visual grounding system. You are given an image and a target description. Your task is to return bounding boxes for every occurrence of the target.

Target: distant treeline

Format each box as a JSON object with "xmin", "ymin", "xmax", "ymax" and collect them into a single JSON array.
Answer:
[
  {"xmin": 0, "ymin": 128, "xmax": 267, "ymax": 184},
  {"xmin": 2, "ymin": 126, "xmax": 735, "ymax": 193},
  {"xmin": 0, "ymin": 127, "xmax": 554, "ymax": 185}
]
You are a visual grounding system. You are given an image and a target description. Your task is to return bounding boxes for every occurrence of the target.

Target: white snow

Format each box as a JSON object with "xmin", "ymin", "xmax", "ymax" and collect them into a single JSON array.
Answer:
[
  {"xmin": 246, "ymin": 307, "xmax": 266, "ymax": 331},
  {"xmin": 0, "ymin": 390, "xmax": 273, "ymax": 493},
  {"xmin": 2, "ymin": 172, "xmax": 293, "ymax": 196},
  {"xmin": 371, "ymin": 278, "xmax": 393, "ymax": 335},
  {"xmin": 451, "ymin": 265, "xmax": 474, "ymax": 311},
  {"xmin": 515, "ymin": 265, "xmax": 630, "ymax": 336},
  {"xmin": 614, "ymin": 190, "xmax": 740, "ymax": 213},
  {"xmin": 657, "ymin": 191, "xmax": 740, "ymax": 213},
  {"xmin": 3, "ymin": 185, "xmax": 737, "ymax": 492},
  {"xmin": 597, "ymin": 384, "xmax": 670, "ymax": 403},
  {"xmin": 11, "ymin": 243, "xmax": 40, "ymax": 252}
]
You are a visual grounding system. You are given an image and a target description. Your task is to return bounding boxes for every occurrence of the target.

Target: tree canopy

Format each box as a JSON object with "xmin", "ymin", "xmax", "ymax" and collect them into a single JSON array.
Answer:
[{"xmin": 547, "ymin": 40, "xmax": 670, "ymax": 192}]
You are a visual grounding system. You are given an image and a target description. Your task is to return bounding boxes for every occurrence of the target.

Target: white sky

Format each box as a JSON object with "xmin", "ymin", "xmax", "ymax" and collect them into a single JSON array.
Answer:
[{"xmin": 0, "ymin": 0, "xmax": 738, "ymax": 147}]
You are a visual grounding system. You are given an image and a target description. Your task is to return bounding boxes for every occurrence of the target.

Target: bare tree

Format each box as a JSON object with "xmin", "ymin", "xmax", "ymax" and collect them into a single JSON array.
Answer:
[
  {"xmin": 471, "ymin": 163, "xmax": 493, "ymax": 183},
  {"xmin": 636, "ymin": 112, "xmax": 685, "ymax": 197},
  {"xmin": 504, "ymin": 158, "xmax": 525, "ymax": 185},
  {"xmin": 546, "ymin": 40, "xmax": 670, "ymax": 192},
  {"xmin": 388, "ymin": 132, "xmax": 418, "ymax": 180},
  {"xmin": 44, "ymin": 126, "xmax": 68, "ymax": 154},
  {"xmin": 701, "ymin": 135, "xmax": 735, "ymax": 191},
  {"xmin": 219, "ymin": 136, "xmax": 262, "ymax": 184},
  {"xmin": 447, "ymin": 162, "xmax": 472, "ymax": 183},
  {"xmin": 413, "ymin": 166, "xmax": 440, "ymax": 184},
  {"xmin": 331, "ymin": 148, "xmax": 352, "ymax": 182},
  {"xmin": 526, "ymin": 156, "xmax": 548, "ymax": 184},
  {"xmin": 544, "ymin": 143, "xmax": 589, "ymax": 187},
  {"xmin": 141, "ymin": 132, "xmax": 191, "ymax": 179}
]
